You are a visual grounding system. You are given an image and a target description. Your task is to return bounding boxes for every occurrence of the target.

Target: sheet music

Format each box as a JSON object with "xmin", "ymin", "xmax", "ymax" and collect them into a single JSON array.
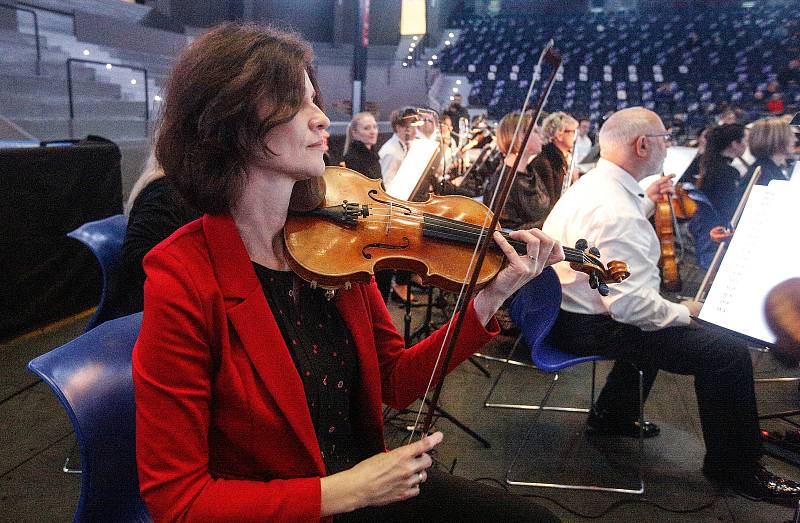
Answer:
[
  {"xmin": 791, "ymin": 160, "xmax": 800, "ymax": 184},
  {"xmin": 385, "ymin": 138, "xmax": 440, "ymax": 200},
  {"xmin": 638, "ymin": 146, "xmax": 698, "ymax": 192},
  {"xmin": 699, "ymin": 181, "xmax": 800, "ymax": 344}
]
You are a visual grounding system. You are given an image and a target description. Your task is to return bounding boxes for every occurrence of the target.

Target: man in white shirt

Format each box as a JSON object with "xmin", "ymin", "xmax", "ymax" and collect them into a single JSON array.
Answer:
[
  {"xmin": 378, "ymin": 107, "xmax": 419, "ymax": 188},
  {"xmin": 542, "ymin": 106, "xmax": 800, "ymax": 501},
  {"xmin": 572, "ymin": 118, "xmax": 593, "ymax": 165}
]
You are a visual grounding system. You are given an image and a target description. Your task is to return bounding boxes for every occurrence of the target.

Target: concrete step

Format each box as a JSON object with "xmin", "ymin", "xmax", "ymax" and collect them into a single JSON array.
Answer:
[
  {"xmin": 0, "ymin": 45, "xmax": 71, "ymax": 64},
  {"xmin": 10, "ymin": 117, "xmax": 154, "ymax": 141},
  {"xmin": 0, "ymin": 62, "xmax": 96, "ymax": 81},
  {"xmin": 0, "ymin": 73, "xmax": 121, "ymax": 98},
  {"xmin": 0, "ymin": 29, "xmax": 48, "ymax": 48},
  {"xmin": 0, "ymin": 97, "xmax": 147, "ymax": 119}
]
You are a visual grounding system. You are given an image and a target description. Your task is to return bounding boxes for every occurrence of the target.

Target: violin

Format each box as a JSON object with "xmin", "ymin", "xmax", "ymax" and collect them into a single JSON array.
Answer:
[
  {"xmin": 284, "ymin": 166, "xmax": 630, "ymax": 295},
  {"xmin": 654, "ymin": 190, "xmax": 682, "ymax": 292},
  {"xmin": 671, "ymin": 184, "xmax": 697, "ymax": 221},
  {"xmin": 765, "ymin": 278, "xmax": 800, "ymax": 355},
  {"xmin": 653, "ymin": 177, "xmax": 696, "ymax": 292}
]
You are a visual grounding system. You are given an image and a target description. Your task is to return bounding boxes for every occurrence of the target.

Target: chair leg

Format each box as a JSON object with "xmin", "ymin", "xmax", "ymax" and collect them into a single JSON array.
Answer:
[
  {"xmin": 484, "ymin": 335, "xmax": 592, "ymax": 413},
  {"xmin": 505, "ymin": 364, "xmax": 645, "ymax": 494}
]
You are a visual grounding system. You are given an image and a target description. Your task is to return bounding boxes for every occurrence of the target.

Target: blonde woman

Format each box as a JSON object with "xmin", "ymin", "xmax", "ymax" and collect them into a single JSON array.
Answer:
[
  {"xmin": 112, "ymin": 149, "xmax": 200, "ymax": 317},
  {"xmin": 342, "ymin": 111, "xmax": 381, "ymax": 179}
]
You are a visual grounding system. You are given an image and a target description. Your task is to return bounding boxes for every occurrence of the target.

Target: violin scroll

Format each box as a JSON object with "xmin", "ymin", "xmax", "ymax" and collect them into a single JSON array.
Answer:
[{"xmin": 566, "ymin": 240, "xmax": 630, "ymax": 296}]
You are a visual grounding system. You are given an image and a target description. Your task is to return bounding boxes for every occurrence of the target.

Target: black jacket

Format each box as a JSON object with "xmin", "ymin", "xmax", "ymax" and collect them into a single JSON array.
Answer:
[
  {"xmin": 343, "ymin": 140, "xmax": 382, "ymax": 180},
  {"xmin": 530, "ymin": 142, "xmax": 568, "ymax": 202}
]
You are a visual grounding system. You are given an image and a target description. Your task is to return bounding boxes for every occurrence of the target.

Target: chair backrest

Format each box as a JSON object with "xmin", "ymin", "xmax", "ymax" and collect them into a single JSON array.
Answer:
[
  {"xmin": 28, "ymin": 313, "xmax": 151, "ymax": 523},
  {"xmin": 509, "ymin": 267, "xmax": 603, "ymax": 372},
  {"xmin": 67, "ymin": 214, "xmax": 128, "ymax": 331}
]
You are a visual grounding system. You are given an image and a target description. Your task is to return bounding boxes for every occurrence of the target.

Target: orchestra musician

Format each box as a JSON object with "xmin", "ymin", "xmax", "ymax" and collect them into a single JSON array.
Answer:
[
  {"xmin": 542, "ymin": 106, "xmax": 800, "ymax": 502},
  {"xmin": 133, "ymin": 23, "xmax": 562, "ymax": 522},
  {"xmin": 342, "ymin": 111, "xmax": 381, "ymax": 181},
  {"xmin": 378, "ymin": 106, "xmax": 420, "ymax": 188},
  {"xmin": 695, "ymin": 123, "xmax": 748, "ymax": 228},
  {"xmin": 482, "ymin": 111, "xmax": 550, "ymax": 230},
  {"xmin": 741, "ymin": 117, "xmax": 795, "ymax": 188},
  {"xmin": 532, "ymin": 112, "xmax": 579, "ymax": 202}
]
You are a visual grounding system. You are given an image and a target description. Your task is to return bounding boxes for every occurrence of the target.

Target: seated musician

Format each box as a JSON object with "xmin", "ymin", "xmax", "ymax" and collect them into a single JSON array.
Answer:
[
  {"xmin": 133, "ymin": 23, "xmax": 562, "ymax": 522},
  {"xmin": 483, "ymin": 112, "xmax": 550, "ymax": 230},
  {"xmin": 343, "ymin": 111, "xmax": 381, "ymax": 180},
  {"xmin": 542, "ymin": 106, "xmax": 800, "ymax": 501}
]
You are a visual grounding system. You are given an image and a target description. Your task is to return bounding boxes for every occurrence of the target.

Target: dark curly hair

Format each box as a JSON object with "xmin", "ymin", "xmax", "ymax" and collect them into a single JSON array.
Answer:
[{"xmin": 155, "ymin": 23, "xmax": 322, "ymax": 215}]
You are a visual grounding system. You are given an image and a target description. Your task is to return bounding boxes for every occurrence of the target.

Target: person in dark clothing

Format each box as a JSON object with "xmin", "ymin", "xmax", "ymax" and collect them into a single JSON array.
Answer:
[
  {"xmin": 343, "ymin": 111, "xmax": 381, "ymax": 180},
  {"xmin": 482, "ymin": 111, "xmax": 550, "ymax": 230},
  {"xmin": 531, "ymin": 112, "xmax": 578, "ymax": 202},
  {"xmin": 741, "ymin": 117, "xmax": 794, "ymax": 189},
  {"xmin": 111, "ymin": 152, "xmax": 201, "ymax": 317},
  {"xmin": 443, "ymin": 93, "xmax": 470, "ymax": 140},
  {"xmin": 696, "ymin": 123, "xmax": 747, "ymax": 227},
  {"xmin": 678, "ymin": 126, "xmax": 710, "ymax": 184}
]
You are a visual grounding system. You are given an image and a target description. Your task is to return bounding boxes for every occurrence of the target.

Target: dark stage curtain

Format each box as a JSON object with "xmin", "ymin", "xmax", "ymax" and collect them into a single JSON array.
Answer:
[{"xmin": 0, "ymin": 136, "xmax": 122, "ymax": 339}]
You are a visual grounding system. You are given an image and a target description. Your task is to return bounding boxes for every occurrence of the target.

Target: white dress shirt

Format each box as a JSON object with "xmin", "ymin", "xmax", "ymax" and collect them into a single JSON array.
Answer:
[
  {"xmin": 573, "ymin": 133, "xmax": 592, "ymax": 164},
  {"xmin": 542, "ymin": 158, "xmax": 691, "ymax": 331},
  {"xmin": 378, "ymin": 133, "xmax": 407, "ymax": 187}
]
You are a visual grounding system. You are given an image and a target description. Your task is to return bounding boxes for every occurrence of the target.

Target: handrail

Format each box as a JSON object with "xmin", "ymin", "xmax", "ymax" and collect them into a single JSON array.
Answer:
[
  {"xmin": 16, "ymin": 2, "xmax": 76, "ymax": 35},
  {"xmin": 66, "ymin": 58, "xmax": 149, "ymax": 122},
  {"xmin": 0, "ymin": 2, "xmax": 40, "ymax": 74}
]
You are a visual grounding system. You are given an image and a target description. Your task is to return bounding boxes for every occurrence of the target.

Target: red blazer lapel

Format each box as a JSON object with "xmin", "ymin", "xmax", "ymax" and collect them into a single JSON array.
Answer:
[{"xmin": 203, "ymin": 214, "xmax": 325, "ymax": 474}]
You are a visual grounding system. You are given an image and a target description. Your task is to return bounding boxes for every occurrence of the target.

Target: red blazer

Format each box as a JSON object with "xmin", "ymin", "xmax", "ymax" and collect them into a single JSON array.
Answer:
[{"xmin": 133, "ymin": 214, "xmax": 498, "ymax": 522}]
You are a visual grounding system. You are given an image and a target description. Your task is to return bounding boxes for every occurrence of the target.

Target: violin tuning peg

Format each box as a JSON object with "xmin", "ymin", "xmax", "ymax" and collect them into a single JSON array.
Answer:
[
  {"xmin": 589, "ymin": 272, "xmax": 599, "ymax": 289},
  {"xmin": 589, "ymin": 247, "xmax": 601, "ymax": 257},
  {"xmin": 598, "ymin": 282, "xmax": 609, "ymax": 296},
  {"xmin": 575, "ymin": 239, "xmax": 588, "ymax": 251}
]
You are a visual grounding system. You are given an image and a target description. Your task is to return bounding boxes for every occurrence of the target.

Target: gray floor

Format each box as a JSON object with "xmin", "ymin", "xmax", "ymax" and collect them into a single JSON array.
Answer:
[{"xmin": 3, "ymin": 276, "xmax": 800, "ymax": 522}]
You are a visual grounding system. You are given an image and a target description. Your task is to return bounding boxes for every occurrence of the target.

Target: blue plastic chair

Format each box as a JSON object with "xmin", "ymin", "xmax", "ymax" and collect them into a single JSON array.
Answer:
[
  {"xmin": 487, "ymin": 268, "xmax": 644, "ymax": 494},
  {"xmin": 67, "ymin": 214, "xmax": 128, "ymax": 332},
  {"xmin": 27, "ymin": 313, "xmax": 152, "ymax": 522}
]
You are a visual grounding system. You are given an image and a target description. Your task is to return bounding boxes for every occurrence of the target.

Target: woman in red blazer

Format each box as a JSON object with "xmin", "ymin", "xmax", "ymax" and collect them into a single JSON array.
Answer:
[{"xmin": 133, "ymin": 24, "xmax": 563, "ymax": 522}]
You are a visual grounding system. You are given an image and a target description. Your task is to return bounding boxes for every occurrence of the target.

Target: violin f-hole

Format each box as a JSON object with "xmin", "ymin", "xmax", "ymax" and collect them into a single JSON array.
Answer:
[{"xmin": 361, "ymin": 237, "xmax": 411, "ymax": 259}]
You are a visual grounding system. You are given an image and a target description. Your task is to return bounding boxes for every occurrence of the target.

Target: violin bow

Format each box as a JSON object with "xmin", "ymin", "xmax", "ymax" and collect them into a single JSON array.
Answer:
[{"xmin": 414, "ymin": 41, "xmax": 563, "ymax": 438}]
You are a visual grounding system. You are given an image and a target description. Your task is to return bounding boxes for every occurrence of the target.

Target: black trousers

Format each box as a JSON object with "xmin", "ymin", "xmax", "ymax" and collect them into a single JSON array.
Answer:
[
  {"xmin": 336, "ymin": 468, "xmax": 559, "ymax": 522},
  {"xmin": 552, "ymin": 310, "xmax": 762, "ymax": 472}
]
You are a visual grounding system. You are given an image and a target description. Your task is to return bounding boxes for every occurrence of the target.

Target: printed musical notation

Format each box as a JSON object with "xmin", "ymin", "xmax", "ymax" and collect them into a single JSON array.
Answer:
[{"xmin": 699, "ymin": 181, "xmax": 800, "ymax": 344}]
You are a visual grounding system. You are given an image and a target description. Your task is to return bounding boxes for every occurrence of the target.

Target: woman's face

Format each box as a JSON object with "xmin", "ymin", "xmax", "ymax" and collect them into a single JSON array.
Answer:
[
  {"xmin": 352, "ymin": 114, "xmax": 378, "ymax": 147},
  {"xmin": 260, "ymin": 71, "xmax": 330, "ymax": 180}
]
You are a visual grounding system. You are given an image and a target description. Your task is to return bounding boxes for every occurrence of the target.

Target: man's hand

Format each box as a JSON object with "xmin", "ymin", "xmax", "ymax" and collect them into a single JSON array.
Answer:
[
  {"xmin": 681, "ymin": 299, "xmax": 703, "ymax": 317},
  {"xmin": 646, "ymin": 174, "xmax": 675, "ymax": 204}
]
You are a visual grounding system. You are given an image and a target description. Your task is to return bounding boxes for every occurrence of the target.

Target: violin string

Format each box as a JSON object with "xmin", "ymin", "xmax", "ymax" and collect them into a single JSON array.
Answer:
[{"xmin": 353, "ymin": 212, "xmax": 593, "ymax": 264}]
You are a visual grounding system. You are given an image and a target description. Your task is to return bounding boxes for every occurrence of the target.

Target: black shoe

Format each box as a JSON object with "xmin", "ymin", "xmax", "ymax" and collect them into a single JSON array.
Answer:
[
  {"xmin": 703, "ymin": 463, "xmax": 800, "ymax": 501},
  {"xmin": 586, "ymin": 408, "xmax": 661, "ymax": 438}
]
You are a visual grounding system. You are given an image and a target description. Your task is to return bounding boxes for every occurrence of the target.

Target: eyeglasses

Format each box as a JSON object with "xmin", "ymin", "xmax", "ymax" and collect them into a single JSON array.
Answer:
[{"xmin": 643, "ymin": 132, "xmax": 672, "ymax": 141}]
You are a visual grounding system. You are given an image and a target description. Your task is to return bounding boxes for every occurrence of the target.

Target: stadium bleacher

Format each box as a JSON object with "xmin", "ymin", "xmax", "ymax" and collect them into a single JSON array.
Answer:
[{"xmin": 438, "ymin": 4, "xmax": 800, "ymax": 139}]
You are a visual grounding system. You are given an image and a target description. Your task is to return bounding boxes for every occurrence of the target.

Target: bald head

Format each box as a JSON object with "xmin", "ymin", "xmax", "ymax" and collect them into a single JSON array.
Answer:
[{"xmin": 598, "ymin": 107, "xmax": 669, "ymax": 180}]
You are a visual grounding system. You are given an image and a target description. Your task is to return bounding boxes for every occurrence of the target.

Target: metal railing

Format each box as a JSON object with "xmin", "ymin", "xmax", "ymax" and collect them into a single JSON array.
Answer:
[
  {"xmin": 16, "ymin": 2, "xmax": 76, "ymax": 35},
  {"xmin": 66, "ymin": 57, "xmax": 149, "ymax": 122},
  {"xmin": 0, "ymin": 2, "xmax": 40, "ymax": 74}
]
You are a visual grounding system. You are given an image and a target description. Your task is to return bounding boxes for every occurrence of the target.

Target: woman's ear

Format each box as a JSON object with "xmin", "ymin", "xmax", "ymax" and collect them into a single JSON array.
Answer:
[{"xmin": 289, "ymin": 176, "xmax": 326, "ymax": 212}]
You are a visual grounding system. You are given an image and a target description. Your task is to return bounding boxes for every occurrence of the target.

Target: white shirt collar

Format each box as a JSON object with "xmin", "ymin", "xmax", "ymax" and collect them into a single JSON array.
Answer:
[{"xmin": 595, "ymin": 158, "xmax": 645, "ymax": 199}]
